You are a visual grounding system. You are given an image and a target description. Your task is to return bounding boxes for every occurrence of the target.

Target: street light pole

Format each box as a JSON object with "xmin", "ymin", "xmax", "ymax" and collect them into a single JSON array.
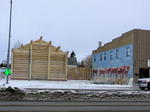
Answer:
[{"xmin": 6, "ymin": 0, "xmax": 13, "ymax": 84}]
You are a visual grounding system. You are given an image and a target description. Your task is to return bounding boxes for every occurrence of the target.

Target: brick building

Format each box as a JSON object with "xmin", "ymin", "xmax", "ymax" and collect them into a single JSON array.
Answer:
[{"xmin": 92, "ymin": 29, "xmax": 150, "ymax": 85}]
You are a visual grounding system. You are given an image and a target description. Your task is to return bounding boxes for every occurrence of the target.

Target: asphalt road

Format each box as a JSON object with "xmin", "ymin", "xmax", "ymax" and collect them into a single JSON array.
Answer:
[{"xmin": 0, "ymin": 101, "xmax": 150, "ymax": 112}]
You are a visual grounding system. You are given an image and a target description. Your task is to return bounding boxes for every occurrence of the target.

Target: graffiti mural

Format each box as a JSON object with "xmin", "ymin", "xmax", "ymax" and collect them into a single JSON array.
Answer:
[
  {"xmin": 93, "ymin": 66, "xmax": 131, "ymax": 84},
  {"xmin": 92, "ymin": 44, "xmax": 133, "ymax": 84}
]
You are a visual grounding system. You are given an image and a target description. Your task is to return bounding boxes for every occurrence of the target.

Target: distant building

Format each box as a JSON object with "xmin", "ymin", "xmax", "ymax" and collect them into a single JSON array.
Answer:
[
  {"xmin": 11, "ymin": 37, "xmax": 68, "ymax": 80},
  {"xmin": 68, "ymin": 57, "xmax": 78, "ymax": 67},
  {"xmin": 67, "ymin": 52, "xmax": 78, "ymax": 80},
  {"xmin": 67, "ymin": 52, "xmax": 91, "ymax": 80},
  {"xmin": 92, "ymin": 29, "xmax": 150, "ymax": 85}
]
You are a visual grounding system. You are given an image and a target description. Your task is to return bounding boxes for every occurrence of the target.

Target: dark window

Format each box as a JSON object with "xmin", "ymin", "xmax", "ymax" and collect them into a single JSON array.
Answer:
[
  {"xmin": 94, "ymin": 56, "xmax": 96, "ymax": 62},
  {"xmin": 116, "ymin": 49, "xmax": 119, "ymax": 59},
  {"xmin": 104, "ymin": 53, "xmax": 106, "ymax": 60},
  {"xmin": 110, "ymin": 51, "xmax": 113, "ymax": 60},
  {"xmin": 126, "ymin": 47, "xmax": 130, "ymax": 56},
  {"xmin": 100, "ymin": 54, "xmax": 102, "ymax": 61}
]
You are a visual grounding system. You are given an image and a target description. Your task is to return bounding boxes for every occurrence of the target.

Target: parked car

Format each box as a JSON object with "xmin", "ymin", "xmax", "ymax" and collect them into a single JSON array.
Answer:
[{"xmin": 138, "ymin": 78, "xmax": 150, "ymax": 90}]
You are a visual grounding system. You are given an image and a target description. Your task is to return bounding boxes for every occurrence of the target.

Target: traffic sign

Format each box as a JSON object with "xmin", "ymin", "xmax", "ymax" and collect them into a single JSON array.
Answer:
[{"xmin": 4, "ymin": 69, "xmax": 12, "ymax": 76}]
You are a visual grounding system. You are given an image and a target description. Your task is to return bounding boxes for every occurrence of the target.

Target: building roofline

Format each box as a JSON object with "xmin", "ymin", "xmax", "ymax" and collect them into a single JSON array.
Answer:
[
  {"xmin": 92, "ymin": 29, "xmax": 150, "ymax": 54},
  {"xmin": 12, "ymin": 36, "xmax": 68, "ymax": 55}
]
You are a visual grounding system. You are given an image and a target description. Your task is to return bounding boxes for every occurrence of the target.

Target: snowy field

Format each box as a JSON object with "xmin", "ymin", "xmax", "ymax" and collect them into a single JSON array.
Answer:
[
  {"xmin": 0, "ymin": 68, "xmax": 135, "ymax": 90},
  {"xmin": 0, "ymin": 78, "xmax": 135, "ymax": 90}
]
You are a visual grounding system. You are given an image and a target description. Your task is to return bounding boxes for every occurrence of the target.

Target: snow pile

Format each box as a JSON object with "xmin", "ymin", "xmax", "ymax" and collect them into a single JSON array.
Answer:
[
  {"xmin": 25, "ymin": 90, "xmax": 150, "ymax": 101},
  {"xmin": 0, "ymin": 87, "xmax": 150, "ymax": 101},
  {"xmin": 0, "ymin": 87, "xmax": 25, "ymax": 101}
]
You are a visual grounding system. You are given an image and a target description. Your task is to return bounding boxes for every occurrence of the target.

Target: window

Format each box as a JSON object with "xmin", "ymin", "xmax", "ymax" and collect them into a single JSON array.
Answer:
[
  {"xmin": 100, "ymin": 54, "xmax": 102, "ymax": 61},
  {"xmin": 104, "ymin": 53, "xmax": 106, "ymax": 60},
  {"xmin": 116, "ymin": 49, "xmax": 119, "ymax": 59},
  {"xmin": 94, "ymin": 56, "xmax": 96, "ymax": 62},
  {"xmin": 126, "ymin": 47, "xmax": 130, "ymax": 56},
  {"xmin": 110, "ymin": 51, "xmax": 113, "ymax": 60}
]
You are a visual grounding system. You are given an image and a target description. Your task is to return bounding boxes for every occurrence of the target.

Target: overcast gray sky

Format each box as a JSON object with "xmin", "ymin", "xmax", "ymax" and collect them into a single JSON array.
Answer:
[{"xmin": 0, "ymin": 0, "xmax": 150, "ymax": 62}]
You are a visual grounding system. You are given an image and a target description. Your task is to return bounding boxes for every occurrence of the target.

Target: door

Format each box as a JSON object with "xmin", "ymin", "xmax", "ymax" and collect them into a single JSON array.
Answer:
[{"xmin": 139, "ymin": 68, "xmax": 149, "ymax": 78}]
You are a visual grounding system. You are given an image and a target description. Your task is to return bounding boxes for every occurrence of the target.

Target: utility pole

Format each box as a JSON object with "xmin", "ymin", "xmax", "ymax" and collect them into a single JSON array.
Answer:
[{"xmin": 6, "ymin": 0, "xmax": 13, "ymax": 84}]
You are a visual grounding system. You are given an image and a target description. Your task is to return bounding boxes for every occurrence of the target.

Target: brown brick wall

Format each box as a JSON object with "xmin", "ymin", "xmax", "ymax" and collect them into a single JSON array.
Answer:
[
  {"xmin": 133, "ymin": 30, "xmax": 150, "ymax": 74},
  {"xmin": 92, "ymin": 29, "xmax": 150, "ymax": 82}
]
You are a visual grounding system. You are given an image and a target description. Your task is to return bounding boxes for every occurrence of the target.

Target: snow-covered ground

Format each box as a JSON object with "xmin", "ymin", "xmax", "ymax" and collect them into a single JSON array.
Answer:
[{"xmin": 0, "ymin": 79, "xmax": 134, "ymax": 90}]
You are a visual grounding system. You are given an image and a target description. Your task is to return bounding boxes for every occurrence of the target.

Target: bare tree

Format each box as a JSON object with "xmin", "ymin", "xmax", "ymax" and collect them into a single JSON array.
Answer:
[
  {"xmin": 14, "ymin": 41, "xmax": 22, "ymax": 48},
  {"xmin": 80, "ymin": 55, "xmax": 92, "ymax": 80},
  {"xmin": 83, "ymin": 55, "xmax": 92, "ymax": 68},
  {"xmin": 0, "ymin": 60, "xmax": 7, "ymax": 67}
]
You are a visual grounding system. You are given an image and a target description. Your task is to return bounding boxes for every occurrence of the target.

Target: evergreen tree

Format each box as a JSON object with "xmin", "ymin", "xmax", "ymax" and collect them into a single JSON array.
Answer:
[{"xmin": 70, "ymin": 51, "xmax": 76, "ymax": 57}]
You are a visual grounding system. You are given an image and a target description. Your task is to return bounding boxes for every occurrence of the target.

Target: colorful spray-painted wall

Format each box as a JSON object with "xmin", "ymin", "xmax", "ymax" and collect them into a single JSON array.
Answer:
[{"xmin": 92, "ymin": 44, "xmax": 133, "ymax": 84}]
